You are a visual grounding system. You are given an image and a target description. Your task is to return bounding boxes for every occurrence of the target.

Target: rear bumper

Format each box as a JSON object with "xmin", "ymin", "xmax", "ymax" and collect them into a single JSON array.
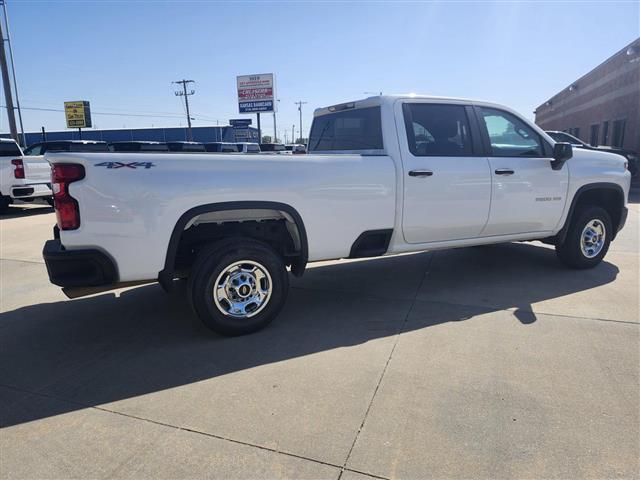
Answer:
[
  {"xmin": 42, "ymin": 239, "xmax": 117, "ymax": 288},
  {"xmin": 11, "ymin": 183, "xmax": 52, "ymax": 199}
]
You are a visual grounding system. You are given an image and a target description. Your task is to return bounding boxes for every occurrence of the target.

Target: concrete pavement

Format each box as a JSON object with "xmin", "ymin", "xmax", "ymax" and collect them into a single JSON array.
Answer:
[{"xmin": 0, "ymin": 199, "xmax": 638, "ymax": 479}]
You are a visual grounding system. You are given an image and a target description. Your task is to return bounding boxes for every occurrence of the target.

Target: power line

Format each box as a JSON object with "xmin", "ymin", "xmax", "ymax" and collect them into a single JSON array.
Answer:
[{"xmin": 173, "ymin": 79, "xmax": 195, "ymax": 141}]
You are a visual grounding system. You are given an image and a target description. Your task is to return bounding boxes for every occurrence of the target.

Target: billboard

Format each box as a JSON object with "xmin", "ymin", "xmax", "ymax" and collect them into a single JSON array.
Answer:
[
  {"xmin": 64, "ymin": 101, "xmax": 92, "ymax": 128},
  {"xmin": 237, "ymin": 74, "xmax": 276, "ymax": 113}
]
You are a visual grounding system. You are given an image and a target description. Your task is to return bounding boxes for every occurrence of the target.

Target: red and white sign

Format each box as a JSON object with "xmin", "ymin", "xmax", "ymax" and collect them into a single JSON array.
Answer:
[{"xmin": 237, "ymin": 73, "xmax": 276, "ymax": 113}]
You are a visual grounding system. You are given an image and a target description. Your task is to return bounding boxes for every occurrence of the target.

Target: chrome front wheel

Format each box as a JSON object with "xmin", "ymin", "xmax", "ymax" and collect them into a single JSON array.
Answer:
[
  {"xmin": 580, "ymin": 219, "xmax": 606, "ymax": 258},
  {"xmin": 556, "ymin": 205, "xmax": 612, "ymax": 269}
]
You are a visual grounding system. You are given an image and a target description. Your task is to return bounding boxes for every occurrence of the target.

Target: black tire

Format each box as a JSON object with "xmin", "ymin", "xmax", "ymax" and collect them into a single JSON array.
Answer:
[
  {"xmin": 556, "ymin": 205, "xmax": 612, "ymax": 269},
  {"xmin": 187, "ymin": 238, "xmax": 289, "ymax": 336},
  {"xmin": 0, "ymin": 195, "xmax": 10, "ymax": 214}
]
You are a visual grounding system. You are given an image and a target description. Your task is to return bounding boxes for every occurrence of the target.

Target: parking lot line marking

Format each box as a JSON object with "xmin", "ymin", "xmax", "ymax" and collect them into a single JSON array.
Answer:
[{"xmin": 338, "ymin": 253, "xmax": 436, "ymax": 480}]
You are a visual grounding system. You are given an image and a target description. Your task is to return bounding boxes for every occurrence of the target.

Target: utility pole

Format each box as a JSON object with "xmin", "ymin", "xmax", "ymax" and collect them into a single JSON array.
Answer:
[
  {"xmin": 273, "ymin": 99, "xmax": 280, "ymax": 143},
  {"xmin": 273, "ymin": 111, "xmax": 277, "ymax": 142},
  {"xmin": 173, "ymin": 79, "xmax": 195, "ymax": 141},
  {"xmin": 1, "ymin": 1, "xmax": 24, "ymax": 146},
  {"xmin": 292, "ymin": 124, "xmax": 295, "ymax": 144},
  {"xmin": 295, "ymin": 101, "xmax": 307, "ymax": 143},
  {"xmin": 0, "ymin": 17, "xmax": 16, "ymax": 142},
  {"xmin": 257, "ymin": 113, "xmax": 261, "ymax": 142}
]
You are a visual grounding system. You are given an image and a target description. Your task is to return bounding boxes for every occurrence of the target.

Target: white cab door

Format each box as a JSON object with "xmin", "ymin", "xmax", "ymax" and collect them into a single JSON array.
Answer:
[
  {"xmin": 398, "ymin": 101, "xmax": 492, "ymax": 244},
  {"xmin": 476, "ymin": 107, "xmax": 568, "ymax": 236}
]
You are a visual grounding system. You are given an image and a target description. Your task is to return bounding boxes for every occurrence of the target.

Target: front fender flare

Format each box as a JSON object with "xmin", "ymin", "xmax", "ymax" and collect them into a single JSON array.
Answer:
[{"xmin": 555, "ymin": 182, "xmax": 625, "ymax": 245}]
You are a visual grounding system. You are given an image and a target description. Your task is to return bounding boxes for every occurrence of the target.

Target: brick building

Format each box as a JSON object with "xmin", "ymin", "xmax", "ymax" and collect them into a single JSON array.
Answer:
[{"xmin": 535, "ymin": 38, "xmax": 639, "ymax": 153}]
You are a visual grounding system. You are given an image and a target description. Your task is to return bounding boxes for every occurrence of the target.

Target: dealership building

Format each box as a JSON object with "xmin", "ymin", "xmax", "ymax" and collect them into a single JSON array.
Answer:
[
  {"xmin": 535, "ymin": 38, "xmax": 640, "ymax": 153},
  {"xmin": 2, "ymin": 124, "xmax": 259, "ymax": 147}
]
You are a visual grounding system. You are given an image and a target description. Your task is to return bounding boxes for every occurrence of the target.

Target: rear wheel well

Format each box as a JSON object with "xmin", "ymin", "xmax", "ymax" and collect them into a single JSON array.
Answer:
[
  {"xmin": 159, "ymin": 203, "xmax": 308, "ymax": 289},
  {"xmin": 175, "ymin": 218, "xmax": 297, "ymax": 276}
]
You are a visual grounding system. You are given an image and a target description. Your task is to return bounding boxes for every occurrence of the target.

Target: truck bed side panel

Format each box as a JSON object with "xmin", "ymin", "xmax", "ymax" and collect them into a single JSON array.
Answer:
[{"xmin": 47, "ymin": 153, "xmax": 396, "ymax": 282}]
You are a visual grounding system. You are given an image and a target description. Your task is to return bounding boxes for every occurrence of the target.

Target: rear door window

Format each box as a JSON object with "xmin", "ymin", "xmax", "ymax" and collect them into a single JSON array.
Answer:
[
  {"xmin": 309, "ymin": 106, "xmax": 383, "ymax": 151},
  {"xmin": 402, "ymin": 103, "xmax": 473, "ymax": 156},
  {"xmin": 0, "ymin": 141, "xmax": 22, "ymax": 156}
]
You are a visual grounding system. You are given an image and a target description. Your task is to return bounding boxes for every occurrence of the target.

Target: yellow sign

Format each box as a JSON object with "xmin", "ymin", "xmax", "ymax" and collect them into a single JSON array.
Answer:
[{"xmin": 64, "ymin": 101, "xmax": 92, "ymax": 128}]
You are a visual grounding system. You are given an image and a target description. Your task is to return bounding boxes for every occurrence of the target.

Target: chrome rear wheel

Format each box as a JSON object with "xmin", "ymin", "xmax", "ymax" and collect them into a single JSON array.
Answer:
[{"xmin": 213, "ymin": 260, "xmax": 273, "ymax": 318}]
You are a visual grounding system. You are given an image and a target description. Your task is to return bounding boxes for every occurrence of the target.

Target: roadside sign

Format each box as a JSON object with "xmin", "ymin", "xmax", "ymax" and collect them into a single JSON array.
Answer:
[
  {"xmin": 229, "ymin": 118, "xmax": 252, "ymax": 127},
  {"xmin": 64, "ymin": 101, "xmax": 92, "ymax": 128},
  {"xmin": 237, "ymin": 74, "xmax": 276, "ymax": 113}
]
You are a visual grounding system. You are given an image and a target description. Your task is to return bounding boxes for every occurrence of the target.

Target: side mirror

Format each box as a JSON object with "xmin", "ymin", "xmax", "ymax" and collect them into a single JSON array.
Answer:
[{"xmin": 551, "ymin": 142, "xmax": 572, "ymax": 170}]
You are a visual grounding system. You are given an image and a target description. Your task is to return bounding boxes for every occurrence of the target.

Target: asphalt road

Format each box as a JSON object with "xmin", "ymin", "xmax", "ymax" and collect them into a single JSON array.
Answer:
[{"xmin": 1, "ymin": 197, "xmax": 638, "ymax": 479}]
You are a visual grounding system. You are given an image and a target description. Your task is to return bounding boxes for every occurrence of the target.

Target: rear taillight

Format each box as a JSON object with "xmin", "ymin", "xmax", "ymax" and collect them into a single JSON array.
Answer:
[
  {"xmin": 11, "ymin": 159, "xmax": 24, "ymax": 179},
  {"xmin": 52, "ymin": 163, "xmax": 85, "ymax": 230}
]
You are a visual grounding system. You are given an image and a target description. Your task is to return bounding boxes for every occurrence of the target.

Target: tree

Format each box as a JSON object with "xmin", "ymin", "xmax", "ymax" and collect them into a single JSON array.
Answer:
[{"xmin": 261, "ymin": 135, "xmax": 272, "ymax": 143}]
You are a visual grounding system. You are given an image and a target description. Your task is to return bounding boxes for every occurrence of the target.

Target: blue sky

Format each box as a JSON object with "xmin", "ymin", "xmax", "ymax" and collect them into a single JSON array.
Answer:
[{"xmin": 2, "ymin": 0, "xmax": 639, "ymax": 140}]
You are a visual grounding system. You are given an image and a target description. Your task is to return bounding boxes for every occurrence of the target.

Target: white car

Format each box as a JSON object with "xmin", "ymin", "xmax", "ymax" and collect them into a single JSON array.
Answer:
[
  {"xmin": 0, "ymin": 138, "xmax": 52, "ymax": 212},
  {"xmin": 236, "ymin": 142, "xmax": 261, "ymax": 154},
  {"xmin": 42, "ymin": 95, "xmax": 630, "ymax": 335}
]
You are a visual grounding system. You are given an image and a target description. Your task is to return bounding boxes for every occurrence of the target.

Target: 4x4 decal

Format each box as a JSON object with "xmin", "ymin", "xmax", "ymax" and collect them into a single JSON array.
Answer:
[{"xmin": 95, "ymin": 162, "xmax": 155, "ymax": 169}]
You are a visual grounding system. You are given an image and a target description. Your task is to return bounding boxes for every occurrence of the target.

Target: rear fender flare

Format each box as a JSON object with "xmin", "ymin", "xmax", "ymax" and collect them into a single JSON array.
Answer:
[{"xmin": 158, "ymin": 201, "xmax": 308, "ymax": 290}]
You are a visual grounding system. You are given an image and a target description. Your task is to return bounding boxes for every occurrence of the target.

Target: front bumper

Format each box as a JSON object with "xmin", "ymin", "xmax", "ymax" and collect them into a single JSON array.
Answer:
[{"xmin": 43, "ymin": 239, "xmax": 117, "ymax": 288}]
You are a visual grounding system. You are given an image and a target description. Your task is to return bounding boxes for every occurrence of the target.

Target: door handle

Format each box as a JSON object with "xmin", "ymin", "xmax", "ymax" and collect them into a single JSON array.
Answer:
[
  {"xmin": 408, "ymin": 169, "xmax": 433, "ymax": 177},
  {"xmin": 494, "ymin": 169, "xmax": 515, "ymax": 175}
]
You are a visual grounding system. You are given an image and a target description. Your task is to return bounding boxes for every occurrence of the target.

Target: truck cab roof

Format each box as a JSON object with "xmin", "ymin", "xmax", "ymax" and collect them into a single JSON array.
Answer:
[{"xmin": 313, "ymin": 94, "xmax": 514, "ymax": 117}]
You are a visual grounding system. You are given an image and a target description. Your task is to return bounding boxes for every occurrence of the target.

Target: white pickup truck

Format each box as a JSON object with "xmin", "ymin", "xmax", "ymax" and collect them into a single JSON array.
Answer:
[
  {"xmin": 0, "ymin": 138, "xmax": 52, "ymax": 213},
  {"xmin": 42, "ymin": 95, "xmax": 630, "ymax": 335}
]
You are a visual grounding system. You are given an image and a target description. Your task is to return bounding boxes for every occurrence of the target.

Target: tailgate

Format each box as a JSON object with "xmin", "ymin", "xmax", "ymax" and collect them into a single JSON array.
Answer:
[{"xmin": 23, "ymin": 155, "xmax": 51, "ymax": 183}]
